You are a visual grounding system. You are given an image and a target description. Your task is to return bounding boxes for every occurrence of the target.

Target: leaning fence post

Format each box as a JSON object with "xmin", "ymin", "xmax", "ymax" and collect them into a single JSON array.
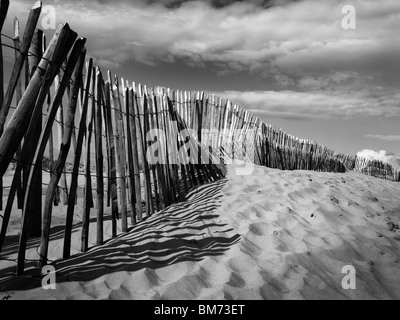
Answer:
[
  {"xmin": 55, "ymin": 74, "xmax": 69, "ymax": 205},
  {"xmin": 102, "ymin": 80, "xmax": 118, "ymax": 237},
  {"xmin": 37, "ymin": 41, "xmax": 86, "ymax": 266},
  {"xmin": 0, "ymin": 1, "xmax": 42, "ymax": 136},
  {"xmin": 124, "ymin": 86, "xmax": 137, "ymax": 225},
  {"xmin": 0, "ymin": 0, "xmax": 10, "ymax": 109},
  {"xmin": 0, "ymin": 23, "xmax": 77, "ymax": 178},
  {"xmin": 147, "ymin": 91, "xmax": 160, "ymax": 210},
  {"xmin": 109, "ymin": 72, "xmax": 128, "ymax": 232},
  {"xmin": 81, "ymin": 66, "xmax": 96, "ymax": 253},
  {"xmin": 95, "ymin": 68, "xmax": 104, "ymax": 245},
  {"xmin": 12, "ymin": 18, "xmax": 25, "ymax": 210},
  {"xmin": 22, "ymin": 28, "xmax": 43, "ymax": 237},
  {"xmin": 0, "ymin": 19, "xmax": 24, "ymax": 252},
  {"xmin": 63, "ymin": 57, "xmax": 92, "ymax": 259},
  {"xmin": 153, "ymin": 93, "xmax": 169, "ymax": 208},
  {"xmin": 15, "ymin": 25, "xmax": 80, "ymax": 274},
  {"xmin": 129, "ymin": 88, "xmax": 142, "ymax": 221}
]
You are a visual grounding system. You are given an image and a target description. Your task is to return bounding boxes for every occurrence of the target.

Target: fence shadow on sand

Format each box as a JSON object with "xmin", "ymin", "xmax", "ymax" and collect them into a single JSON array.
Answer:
[
  {"xmin": 0, "ymin": 178, "xmax": 241, "ymax": 292},
  {"xmin": 0, "ymin": 215, "xmax": 114, "ymax": 259}
]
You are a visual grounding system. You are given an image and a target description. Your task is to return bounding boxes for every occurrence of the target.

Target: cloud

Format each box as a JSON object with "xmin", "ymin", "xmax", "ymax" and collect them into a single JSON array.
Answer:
[
  {"xmin": 357, "ymin": 149, "xmax": 400, "ymax": 169},
  {"xmin": 96, "ymin": 0, "xmax": 297, "ymax": 9},
  {"xmin": 8, "ymin": 0, "xmax": 400, "ymax": 88},
  {"xmin": 365, "ymin": 134, "xmax": 400, "ymax": 142},
  {"xmin": 212, "ymin": 90, "xmax": 400, "ymax": 121},
  {"xmin": 4, "ymin": 0, "xmax": 400, "ymax": 119}
]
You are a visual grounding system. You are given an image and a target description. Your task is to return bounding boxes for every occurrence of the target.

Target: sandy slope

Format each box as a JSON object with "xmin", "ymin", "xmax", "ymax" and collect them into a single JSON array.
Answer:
[{"xmin": 1, "ymin": 162, "xmax": 400, "ymax": 300}]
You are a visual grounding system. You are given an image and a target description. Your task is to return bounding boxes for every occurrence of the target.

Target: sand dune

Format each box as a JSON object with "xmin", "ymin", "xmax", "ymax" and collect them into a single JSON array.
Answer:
[{"xmin": 1, "ymin": 162, "xmax": 400, "ymax": 300}]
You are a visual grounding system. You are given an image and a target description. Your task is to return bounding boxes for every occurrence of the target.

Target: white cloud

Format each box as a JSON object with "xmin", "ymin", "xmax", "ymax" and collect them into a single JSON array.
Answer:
[
  {"xmin": 212, "ymin": 90, "xmax": 400, "ymax": 120},
  {"xmin": 365, "ymin": 134, "xmax": 400, "ymax": 142}
]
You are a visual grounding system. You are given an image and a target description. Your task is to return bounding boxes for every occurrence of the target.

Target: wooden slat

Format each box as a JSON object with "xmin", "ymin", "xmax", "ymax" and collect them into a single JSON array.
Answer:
[
  {"xmin": 174, "ymin": 96, "xmax": 190, "ymax": 195},
  {"xmin": 46, "ymin": 91, "xmax": 58, "ymax": 205},
  {"xmin": 0, "ymin": 1, "xmax": 42, "ymax": 136},
  {"xmin": 0, "ymin": 17, "xmax": 23, "ymax": 251},
  {"xmin": 0, "ymin": 0, "xmax": 10, "ymax": 108},
  {"xmin": 153, "ymin": 93, "xmax": 170, "ymax": 208},
  {"xmin": 100, "ymin": 84, "xmax": 111, "ymax": 209},
  {"xmin": 15, "ymin": 34, "xmax": 84, "ymax": 273},
  {"xmin": 81, "ymin": 65, "xmax": 96, "ymax": 253},
  {"xmin": 0, "ymin": 18, "xmax": 21, "ymax": 245},
  {"xmin": 124, "ymin": 86, "xmax": 137, "ymax": 225},
  {"xmin": 0, "ymin": 23, "xmax": 77, "ymax": 178},
  {"xmin": 142, "ymin": 88, "xmax": 155, "ymax": 215},
  {"xmin": 156, "ymin": 92, "xmax": 171, "ymax": 205},
  {"xmin": 162, "ymin": 93, "xmax": 177, "ymax": 203},
  {"xmin": 196, "ymin": 92, "xmax": 206, "ymax": 182},
  {"xmin": 102, "ymin": 81, "xmax": 118, "ymax": 237},
  {"xmin": 168, "ymin": 97, "xmax": 190, "ymax": 194},
  {"xmin": 147, "ymin": 90, "xmax": 161, "ymax": 211},
  {"xmin": 95, "ymin": 68, "xmax": 104, "ymax": 245},
  {"xmin": 168, "ymin": 92, "xmax": 183, "ymax": 198},
  {"xmin": 131, "ymin": 89, "xmax": 144, "ymax": 220},
  {"xmin": 37, "ymin": 42, "xmax": 86, "ymax": 265},
  {"xmin": 109, "ymin": 73, "xmax": 128, "ymax": 231},
  {"xmin": 63, "ymin": 56, "xmax": 92, "ymax": 259},
  {"xmin": 55, "ymin": 74, "xmax": 69, "ymax": 205},
  {"xmin": 13, "ymin": 18, "xmax": 23, "ymax": 210},
  {"xmin": 21, "ymin": 28, "xmax": 43, "ymax": 236}
]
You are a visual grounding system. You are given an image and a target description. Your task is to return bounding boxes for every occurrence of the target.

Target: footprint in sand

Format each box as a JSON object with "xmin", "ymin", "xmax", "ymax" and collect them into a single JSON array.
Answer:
[
  {"xmin": 161, "ymin": 274, "xmax": 206, "ymax": 300},
  {"xmin": 196, "ymin": 267, "xmax": 212, "ymax": 289},
  {"xmin": 251, "ymin": 203, "xmax": 279, "ymax": 221},
  {"xmin": 259, "ymin": 271, "xmax": 290, "ymax": 300},
  {"xmin": 228, "ymin": 271, "xmax": 246, "ymax": 288},
  {"xmin": 228, "ymin": 255, "xmax": 259, "ymax": 273},
  {"xmin": 144, "ymin": 268, "xmax": 162, "ymax": 287},
  {"xmin": 249, "ymin": 222, "xmax": 270, "ymax": 236},
  {"xmin": 240, "ymin": 237, "xmax": 263, "ymax": 259},
  {"xmin": 255, "ymin": 208, "xmax": 278, "ymax": 221},
  {"xmin": 108, "ymin": 286, "xmax": 132, "ymax": 300}
]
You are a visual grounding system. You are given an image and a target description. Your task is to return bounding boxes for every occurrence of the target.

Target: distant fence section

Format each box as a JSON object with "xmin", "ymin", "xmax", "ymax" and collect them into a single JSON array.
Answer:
[
  {"xmin": 354, "ymin": 157, "xmax": 400, "ymax": 182},
  {"xmin": 0, "ymin": 2, "xmax": 398, "ymax": 275}
]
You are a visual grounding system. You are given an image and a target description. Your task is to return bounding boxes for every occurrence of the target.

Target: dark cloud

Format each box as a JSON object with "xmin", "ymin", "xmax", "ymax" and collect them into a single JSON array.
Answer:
[
  {"xmin": 96, "ymin": 0, "xmax": 299, "ymax": 9},
  {"xmin": 5, "ymin": 0, "xmax": 400, "ymax": 122}
]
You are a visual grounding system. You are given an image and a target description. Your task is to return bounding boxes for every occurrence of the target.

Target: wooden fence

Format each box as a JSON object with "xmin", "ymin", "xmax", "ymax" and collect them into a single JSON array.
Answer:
[
  {"xmin": 0, "ymin": 2, "xmax": 398, "ymax": 275},
  {"xmin": 354, "ymin": 157, "xmax": 400, "ymax": 181}
]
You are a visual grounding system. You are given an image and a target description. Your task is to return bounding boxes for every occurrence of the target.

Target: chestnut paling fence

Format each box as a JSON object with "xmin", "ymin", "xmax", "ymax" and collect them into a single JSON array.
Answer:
[{"xmin": 0, "ymin": 2, "xmax": 398, "ymax": 275}]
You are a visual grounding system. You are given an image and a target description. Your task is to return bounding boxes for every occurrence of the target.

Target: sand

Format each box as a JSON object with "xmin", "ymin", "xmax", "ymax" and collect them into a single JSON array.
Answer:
[{"xmin": 1, "ymin": 162, "xmax": 400, "ymax": 300}]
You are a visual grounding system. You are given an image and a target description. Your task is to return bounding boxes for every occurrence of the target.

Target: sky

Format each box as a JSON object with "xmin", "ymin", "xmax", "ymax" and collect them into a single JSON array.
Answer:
[{"xmin": 1, "ymin": 0, "xmax": 400, "ymax": 164}]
